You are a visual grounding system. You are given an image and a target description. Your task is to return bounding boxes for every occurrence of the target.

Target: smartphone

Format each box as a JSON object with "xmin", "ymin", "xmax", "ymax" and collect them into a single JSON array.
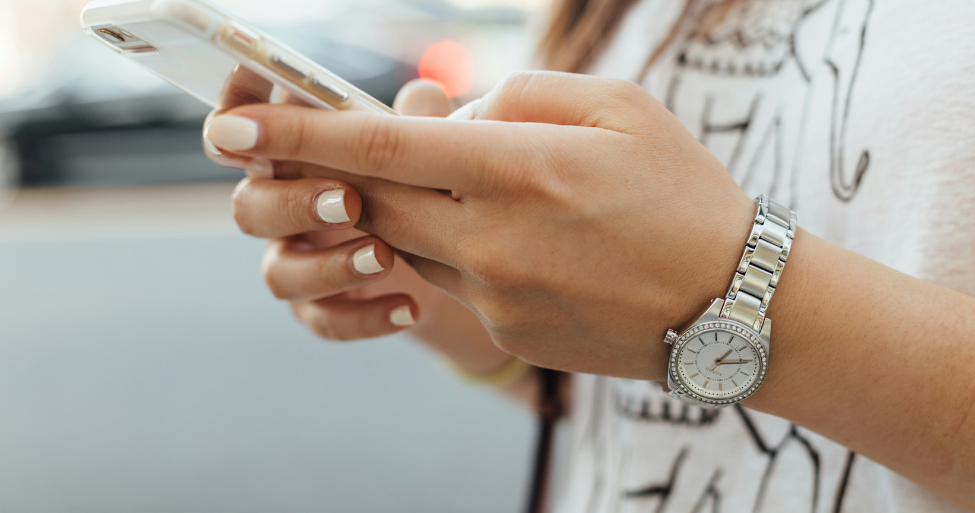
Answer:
[{"xmin": 80, "ymin": 0, "xmax": 398, "ymax": 115}]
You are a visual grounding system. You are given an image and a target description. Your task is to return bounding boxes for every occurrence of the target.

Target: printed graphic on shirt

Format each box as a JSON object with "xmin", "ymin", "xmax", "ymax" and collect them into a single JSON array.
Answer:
[
  {"xmin": 641, "ymin": 0, "xmax": 873, "ymax": 206},
  {"xmin": 573, "ymin": 378, "xmax": 857, "ymax": 513},
  {"xmin": 572, "ymin": 1, "xmax": 877, "ymax": 512}
]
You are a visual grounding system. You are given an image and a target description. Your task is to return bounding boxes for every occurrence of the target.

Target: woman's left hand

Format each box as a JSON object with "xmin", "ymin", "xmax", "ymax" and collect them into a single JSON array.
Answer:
[{"xmin": 208, "ymin": 71, "xmax": 756, "ymax": 380}]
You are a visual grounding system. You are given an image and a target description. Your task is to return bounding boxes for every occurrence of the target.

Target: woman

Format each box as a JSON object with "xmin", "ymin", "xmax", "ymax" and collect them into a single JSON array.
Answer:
[{"xmin": 203, "ymin": 0, "xmax": 975, "ymax": 511}]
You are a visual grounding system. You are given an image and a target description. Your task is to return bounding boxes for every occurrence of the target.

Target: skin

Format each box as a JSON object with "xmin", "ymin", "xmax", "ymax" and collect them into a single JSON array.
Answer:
[{"xmin": 205, "ymin": 72, "xmax": 975, "ymax": 509}]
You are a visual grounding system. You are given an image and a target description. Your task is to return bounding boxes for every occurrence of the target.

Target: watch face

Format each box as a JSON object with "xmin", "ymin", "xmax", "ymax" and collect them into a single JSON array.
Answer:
[{"xmin": 671, "ymin": 321, "xmax": 768, "ymax": 405}]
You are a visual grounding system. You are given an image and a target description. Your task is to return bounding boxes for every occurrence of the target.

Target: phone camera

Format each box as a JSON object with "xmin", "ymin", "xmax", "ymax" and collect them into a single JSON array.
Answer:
[{"xmin": 98, "ymin": 28, "xmax": 126, "ymax": 44}]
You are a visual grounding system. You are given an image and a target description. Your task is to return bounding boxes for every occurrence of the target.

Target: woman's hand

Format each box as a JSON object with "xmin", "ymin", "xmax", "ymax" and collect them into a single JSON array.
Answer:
[
  {"xmin": 205, "ymin": 80, "xmax": 522, "ymax": 379},
  {"xmin": 207, "ymin": 71, "xmax": 975, "ymax": 507},
  {"xmin": 207, "ymin": 71, "xmax": 755, "ymax": 380}
]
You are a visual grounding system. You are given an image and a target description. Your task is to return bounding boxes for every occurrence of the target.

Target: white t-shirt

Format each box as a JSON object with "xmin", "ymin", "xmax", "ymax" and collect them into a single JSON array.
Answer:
[{"xmin": 552, "ymin": 1, "xmax": 975, "ymax": 512}]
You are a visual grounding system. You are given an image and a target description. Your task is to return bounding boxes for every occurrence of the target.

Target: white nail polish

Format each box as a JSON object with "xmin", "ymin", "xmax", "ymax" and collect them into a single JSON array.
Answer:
[
  {"xmin": 316, "ymin": 189, "xmax": 351, "ymax": 224},
  {"xmin": 245, "ymin": 158, "xmax": 274, "ymax": 179},
  {"xmin": 447, "ymin": 99, "xmax": 480, "ymax": 121},
  {"xmin": 203, "ymin": 122, "xmax": 222, "ymax": 156},
  {"xmin": 206, "ymin": 115, "xmax": 259, "ymax": 151},
  {"xmin": 390, "ymin": 305, "xmax": 416, "ymax": 327},
  {"xmin": 352, "ymin": 244, "xmax": 384, "ymax": 275}
]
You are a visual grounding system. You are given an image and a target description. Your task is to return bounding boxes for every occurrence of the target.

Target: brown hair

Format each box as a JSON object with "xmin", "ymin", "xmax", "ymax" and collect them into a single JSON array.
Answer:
[{"xmin": 538, "ymin": 0, "xmax": 704, "ymax": 81}]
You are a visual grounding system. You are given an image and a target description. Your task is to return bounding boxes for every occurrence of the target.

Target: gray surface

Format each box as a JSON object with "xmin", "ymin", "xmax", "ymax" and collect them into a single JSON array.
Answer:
[{"xmin": 0, "ymin": 236, "xmax": 533, "ymax": 512}]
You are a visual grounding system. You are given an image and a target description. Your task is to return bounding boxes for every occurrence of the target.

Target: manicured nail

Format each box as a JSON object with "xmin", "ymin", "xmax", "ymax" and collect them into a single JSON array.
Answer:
[
  {"xmin": 206, "ymin": 115, "xmax": 259, "ymax": 151},
  {"xmin": 447, "ymin": 99, "xmax": 480, "ymax": 121},
  {"xmin": 352, "ymin": 244, "xmax": 384, "ymax": 275},
  {"xmin": 245, "ymin": 158, "xmax": 274, "ymax": 178},
  {"xmin": 203, "ymin": 123, "xmax": 222, "ymax": 156},
  {"xmin": 390, "ymin": 305, "xmax": 416, "ymax": 327},
  {"xmin": 316, "ymin": 189, "xmax": 351, "ymax": 224}
]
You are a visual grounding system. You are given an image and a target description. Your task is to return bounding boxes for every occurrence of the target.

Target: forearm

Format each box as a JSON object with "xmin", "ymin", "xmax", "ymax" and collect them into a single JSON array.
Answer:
[{"xmin": 743, "ymin": 229, "xmax": 975, "ymax": 508}]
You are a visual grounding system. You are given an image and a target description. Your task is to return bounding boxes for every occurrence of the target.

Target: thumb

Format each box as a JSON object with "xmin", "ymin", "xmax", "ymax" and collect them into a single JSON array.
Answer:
[{"xmin": 393, "ymin": 80, "xmax": 452, "ymax": 117}]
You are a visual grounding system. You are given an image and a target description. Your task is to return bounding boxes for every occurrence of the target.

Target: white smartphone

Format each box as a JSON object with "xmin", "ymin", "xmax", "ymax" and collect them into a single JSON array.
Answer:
[{"xmin": 80, "ymin": 0, "xmax": 398, "ymax": 115}]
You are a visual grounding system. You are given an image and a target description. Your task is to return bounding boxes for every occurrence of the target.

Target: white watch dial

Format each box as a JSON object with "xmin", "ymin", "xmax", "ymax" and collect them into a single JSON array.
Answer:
[{"xmin": 676, "ymin": 329, "xmax": 760, "ymax": 400}]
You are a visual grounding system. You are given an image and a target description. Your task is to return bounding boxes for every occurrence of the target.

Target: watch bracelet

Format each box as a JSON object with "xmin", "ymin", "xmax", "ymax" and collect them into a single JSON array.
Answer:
[{"xmin": 720, "ymin": 195, "xmax": 797, "ymax": 331}]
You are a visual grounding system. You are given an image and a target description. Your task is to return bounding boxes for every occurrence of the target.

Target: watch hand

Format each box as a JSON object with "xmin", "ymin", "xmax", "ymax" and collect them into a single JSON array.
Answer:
[
  {"xmin": 716, "ymin": 359, "xmax": 753, "ymax": 365},
  {"xmin": 715, "ymin": 349, "xmax": 733, "ymax": 364}
]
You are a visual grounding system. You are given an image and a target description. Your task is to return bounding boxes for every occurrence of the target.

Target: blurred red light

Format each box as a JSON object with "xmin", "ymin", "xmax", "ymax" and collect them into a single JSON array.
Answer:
[{"xmin": 418, "ymin": 40, "xmax": 475, "ymax": 98}]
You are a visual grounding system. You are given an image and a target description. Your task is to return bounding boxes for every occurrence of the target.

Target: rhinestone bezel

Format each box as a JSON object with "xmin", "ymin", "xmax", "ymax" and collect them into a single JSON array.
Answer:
[{"xmin": 669, "ymin": 320, "xmax": 769, "ymax": 406}]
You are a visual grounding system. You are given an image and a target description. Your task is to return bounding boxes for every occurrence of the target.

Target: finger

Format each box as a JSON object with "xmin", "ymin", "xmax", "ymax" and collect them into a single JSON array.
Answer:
[
  {"xmin": 393, "ymin": 80, "xmax": 452, "ymax": 117},
  {"xmin": 205, "ymin": 103, "xmax": 547, "ymax": 192},
  {"xmin": 396, "ymin": 251, "xmax": 465, "ymax": 300},
  {"xmin": 218, "ymin": 64, "xmax": 276, "ymax": 109},
  {"xmin": 203, "ymin": 66, "xmax": 276, "ymax": 168},
  {"xmin": 204, "ymin": 109, "xmax": 251, "ymax": 168},
  {"xmin": 292, "ymin": 295, "xmax": 418, "ymax": 341},
  {"xmin": 246, "ymin": 161, "xmax": 466, "ymax": 263},
  {"xmin": 232, "ymin": 177, "xmax": 361, "ymax": 238},
  {"xmin": 262, "ymin": 236, "xmax": 394, "ymax": 301},
  {"xmin": 475, "ymin": 70, "xmax": 652, "ymax": 132}
]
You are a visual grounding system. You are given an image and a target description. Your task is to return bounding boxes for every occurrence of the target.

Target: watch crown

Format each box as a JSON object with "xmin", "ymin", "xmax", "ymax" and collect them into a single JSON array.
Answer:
[{"xmin": 664, "ymin": 329, "xmax": 678, "ymax": 345}]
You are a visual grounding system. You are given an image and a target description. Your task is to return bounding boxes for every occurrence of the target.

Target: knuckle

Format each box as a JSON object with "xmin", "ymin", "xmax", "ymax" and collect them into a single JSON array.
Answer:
[
  {"xmin": 314, "ymin": 254, "xmax": 344, "ymax": 292},
  {"xmin": 261, "ymin": 263, "xmax": 288, "ymax": 300},
  {"xmin": 285, "ymin": 112, "xmax": 316, "ymax": 157},
  {"xmin": 492, "ymin": 71, "xmax": 538, "ymax": 116},
  {"xmin": 497, "ymin": 70, "xmax": 537, "ymax": 99},
  {"xmin": 357, "ymin": 117, "xmax": 403, "ymax": 174},
  {"xmin": 283, "ymin": 185, "xmax": 311, "ymax": 231},
  {"xmin": 604, "ymin": 79, "xmax": 651, "ymax": 109},
  {"xmin": 231, "ymin": 180, "xmax": 257, "ymax": 235},
  {"xmin": 307, "ymin": 309, "xmax": 341, "ymax": 341}
]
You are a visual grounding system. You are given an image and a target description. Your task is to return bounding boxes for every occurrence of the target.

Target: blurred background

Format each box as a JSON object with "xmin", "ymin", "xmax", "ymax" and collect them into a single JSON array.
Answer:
[{"xmin": 0, "ymin": 0, "xmax": 544, "ymax": 511}]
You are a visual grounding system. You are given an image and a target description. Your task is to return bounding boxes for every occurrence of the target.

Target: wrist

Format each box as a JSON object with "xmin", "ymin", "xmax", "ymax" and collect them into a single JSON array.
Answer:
[{"xmin": 661, "ymin": 195, "xmax": 795, "ymax": 407}]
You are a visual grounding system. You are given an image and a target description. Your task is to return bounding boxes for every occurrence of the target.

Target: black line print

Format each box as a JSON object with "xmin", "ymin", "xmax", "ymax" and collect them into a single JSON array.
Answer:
[
  {"xmin": 623, "ymin": 448, "xmax": 688, "ymax": 513},
  {"xmin": 736, "ymin": 406, "xmax": 821, "ymax": 513},
  {"xmin": 613, "ymin": 387, "xmax": 720, "ymax": 427},
  {"xmin": 828, "ymin": 0, "xmax": 874, "ymax": 202},
  {"xmin": 833, "ymin": 452, "xmax": 857, "ymax": 513},
  {"xmin": 691, "ymin": 469, "xmax": 723, "ymax": 513},
  {"xmin": 645, "ymin": 0, "xmax": 874, "ymax": 205}
]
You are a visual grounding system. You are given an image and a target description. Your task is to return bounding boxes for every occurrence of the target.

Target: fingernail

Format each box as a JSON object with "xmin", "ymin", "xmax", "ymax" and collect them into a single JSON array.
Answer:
[
  {"xmin": 245, "ymin": 158, "xmax": 274, "ymax": 179},
  {"xmin": 352, "ymin": 244, "xmax": 384, "ymax": 275},
  {"xmin": 203, "ymin": 122, "xmax": 222, "ymax": 156},
  {"xmin": 207, "ymin": 115, "xmax": 259, "ymax": 151},
  {"xmin": 316, "ymin": 189, "xmax": 351, "ymax": 224},
  {"xmin": 390, "ymin": 305, "xmax": 416, "ymax": 327},
  {"xmin": 447, "ymin": 99, "xmax": 480, "ymax": 121}
]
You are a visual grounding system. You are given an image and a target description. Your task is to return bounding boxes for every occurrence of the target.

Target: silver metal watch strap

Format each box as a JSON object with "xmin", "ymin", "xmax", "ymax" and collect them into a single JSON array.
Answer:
[{"xmin": 720, "ymin": 195, "xmax": 796, "ymax": 332}]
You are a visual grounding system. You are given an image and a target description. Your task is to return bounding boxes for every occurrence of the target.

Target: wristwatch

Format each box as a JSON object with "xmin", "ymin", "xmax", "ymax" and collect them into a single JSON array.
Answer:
[{"xmin": 663, "ymin": 195, "xmax": 796, "ymax": 408}]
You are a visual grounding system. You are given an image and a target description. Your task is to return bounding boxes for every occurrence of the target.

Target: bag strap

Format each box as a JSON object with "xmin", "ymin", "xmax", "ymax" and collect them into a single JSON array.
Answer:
[{"xmin": 525, "ymin": 368, "xmax": 564, "ymax": 513}]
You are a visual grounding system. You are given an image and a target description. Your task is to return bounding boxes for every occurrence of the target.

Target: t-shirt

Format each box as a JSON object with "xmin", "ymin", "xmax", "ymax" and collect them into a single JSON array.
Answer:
[{"xmin": 550, "ymin": 1, "xmax": 975, "ymax": 511}]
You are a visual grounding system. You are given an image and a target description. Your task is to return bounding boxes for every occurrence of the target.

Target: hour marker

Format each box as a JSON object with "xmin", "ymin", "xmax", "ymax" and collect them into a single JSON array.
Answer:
[
  {"xmin": 737, "ymin": 345, "xmax": 746, "ymax": 351},
  {"xmin": 689, "ymin": 373, "xmax": 699, "ymax": 378},
  {"xmin": 702, "ymin": 380, "xmax": 709, "ymax": 388},
  {"xmin": 684, "ymin": 362, "xmax": 695, "ymax": 366},
  {"xmin": 714, "ymin": 333, "xmax": 718, "ymax": 342},
  {"xmin": 731, "ymin": 378, "xmax": 739, "ymax": 387},
  {"xmin": 739, "ymin": 370, "xmax": 749, "ymax": 377},
  {"xmin": 718, "ymin": 383, "xmax": 723, "ymax": 391},
  {"xmin": 688, "ymin": 349, "xmax": 699, "ymax": 354}
]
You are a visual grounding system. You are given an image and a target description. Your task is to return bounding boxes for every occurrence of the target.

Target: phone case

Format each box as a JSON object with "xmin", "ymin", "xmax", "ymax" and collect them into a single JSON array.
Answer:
[{"xmin": 80, "ymin": 0, "xmax": 397, "ymax": 115}]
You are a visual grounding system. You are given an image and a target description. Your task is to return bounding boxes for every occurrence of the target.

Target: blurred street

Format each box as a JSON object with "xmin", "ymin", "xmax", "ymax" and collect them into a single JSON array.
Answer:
[{"xmin": 0, "ymin": 0, "xmax": 541, "ymax": 511}]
